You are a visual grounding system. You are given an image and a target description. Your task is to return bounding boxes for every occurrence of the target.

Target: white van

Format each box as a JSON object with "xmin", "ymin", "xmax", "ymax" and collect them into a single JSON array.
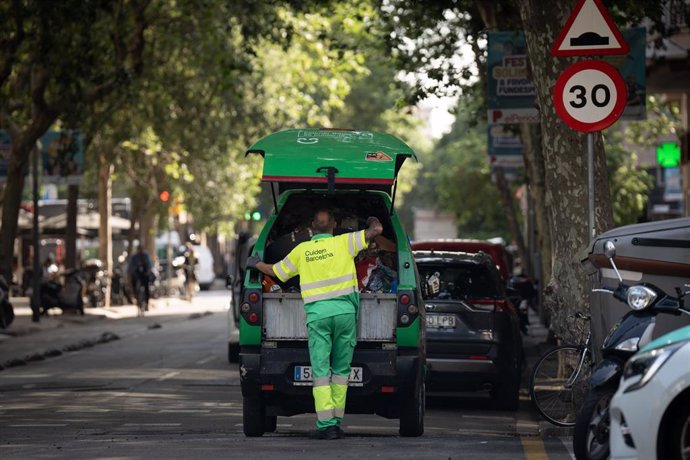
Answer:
[{"xmin": 193, "ymin": 245, "xmax": 215, "ymax": 290}]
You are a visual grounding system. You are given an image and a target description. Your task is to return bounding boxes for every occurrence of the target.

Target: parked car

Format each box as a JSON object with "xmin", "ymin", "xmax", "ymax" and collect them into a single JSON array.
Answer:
[
  {"xmin": 188, "ymin": 244, "xmax": 215, "ymax": 290},
  {"xmin": 412, "ymin": 239, "xmax": 513, "ymax": 281},
  {"xmin": 610, "ymin": 323, "xmax": 690, "ymax": 460},
  {"xmin": 414, "ymin": 250, "xmax": 523, "ymax": 410}
]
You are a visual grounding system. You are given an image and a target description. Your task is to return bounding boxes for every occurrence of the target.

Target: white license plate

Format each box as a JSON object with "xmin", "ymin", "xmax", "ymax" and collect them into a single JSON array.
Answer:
[
  {"xmin": 426, "ymin": 314, "xmax": 456, "ymax": 328},
  {"xmin": 293, "ymin": 366, "xmax": 363, "ymax": 383}
]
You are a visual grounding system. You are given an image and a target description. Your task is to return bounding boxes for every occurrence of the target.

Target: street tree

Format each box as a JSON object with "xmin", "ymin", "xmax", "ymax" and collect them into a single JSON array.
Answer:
[{"xmin": 0, "ymin": 0, "xmax": 149, "ymax": 282}]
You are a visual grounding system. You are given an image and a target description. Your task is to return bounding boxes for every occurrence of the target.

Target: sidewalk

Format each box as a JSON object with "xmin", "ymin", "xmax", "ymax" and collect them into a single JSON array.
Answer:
[{"xmin": 0, "ymin": 295, "xmax": 226, "ymax": 371}]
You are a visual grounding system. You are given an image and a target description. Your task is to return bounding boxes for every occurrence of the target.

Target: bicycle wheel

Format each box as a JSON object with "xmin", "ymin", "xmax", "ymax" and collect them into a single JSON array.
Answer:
[{"xmin": 529, "ymin": 345, "xmax": 592, "ymax": 427}]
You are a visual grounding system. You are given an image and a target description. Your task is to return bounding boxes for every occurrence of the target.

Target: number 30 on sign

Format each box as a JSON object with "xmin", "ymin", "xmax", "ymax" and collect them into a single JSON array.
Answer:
[{"xmin": 553, "ymin": 60, "xmax": 627, "ymax": 132}]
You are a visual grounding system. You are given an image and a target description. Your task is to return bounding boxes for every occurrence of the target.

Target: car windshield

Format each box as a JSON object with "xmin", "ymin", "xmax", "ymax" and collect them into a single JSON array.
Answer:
[{"xmin": 418, "ymin": 263, "xmax": 501, "ymax": 301}]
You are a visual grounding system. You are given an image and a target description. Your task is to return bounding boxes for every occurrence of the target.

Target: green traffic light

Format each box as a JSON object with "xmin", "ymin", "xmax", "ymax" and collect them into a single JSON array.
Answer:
[
  {"xmin": 251, "ymin": 211, "xmax": 262, "ymax": 221},
  {"xmin": 244, "ymin": 212, "xmax": 251, "ymax": 221},
  {"xmin": 656, "ymin": 142, "xmax": 680, "ymax": 168}
]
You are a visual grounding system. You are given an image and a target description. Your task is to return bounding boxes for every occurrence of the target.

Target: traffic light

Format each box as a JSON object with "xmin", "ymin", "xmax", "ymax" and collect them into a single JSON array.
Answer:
[
  {"xmin": 159, "ymin": 190, "xmax": 170, "ymax": 202},
  {"xmin": 656, "ymin": 142, "xmax": 680, "ymax": 168},
  {"xmin": 244, "ymin": 210, "xmax": 262, "ymax": 221}
]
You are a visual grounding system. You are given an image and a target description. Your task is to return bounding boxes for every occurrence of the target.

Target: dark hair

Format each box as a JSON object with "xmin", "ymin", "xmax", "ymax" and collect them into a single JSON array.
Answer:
[{"xmin": 312, "ymin": 208, "xmax": 335, "ymax": 234}]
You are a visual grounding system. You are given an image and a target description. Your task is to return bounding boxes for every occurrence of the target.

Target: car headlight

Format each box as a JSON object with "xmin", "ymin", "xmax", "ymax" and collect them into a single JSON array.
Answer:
[
  {"xmin": 622, "ymin": 341, "xmax": 685, "ymax": 392},
  {"xmin": 626, "ymin": 285, "xmax": 657, "ymax": 311}
]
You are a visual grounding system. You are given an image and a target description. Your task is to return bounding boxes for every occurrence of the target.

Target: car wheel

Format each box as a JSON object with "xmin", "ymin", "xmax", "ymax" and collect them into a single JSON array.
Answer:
[
  {"xmin": 662, "ymin": 393, "xmax": 690, "ymax": 460},
  {"xmin": 491, "ymin": 355, "xmax": 520, "ymax": 411},
  {"xmin": 264, "ymin": 415, "xmax": 277, "ymax": 433},
  {"xmin": 243, "ymin": 397, "xmax": 266, "ymax": 437},
  {"xmin": 573, "ymin": 385, "xmax": 616, "ymax": 460},
  {"xmin": 228, "ymin": 342, "xmax": 240, "ymax": 364},
  {"xmin": 399, "ymin": 381, "xmax": 424, "ymax": 437},
  {"xmin": 199, "ymin": 283, "xmax": 211, "ymax": 291}
]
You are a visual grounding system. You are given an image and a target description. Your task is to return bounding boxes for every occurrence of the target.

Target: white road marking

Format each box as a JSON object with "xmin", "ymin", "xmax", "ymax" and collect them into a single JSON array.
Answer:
[
  {"xmin": 158, "ymin": 409, "xmax": 210, "ymax": 413},
  {"xmin": 9, "ymin": 424, "xmax": 68, "ymax": 427},
  {"xmin": 56, "ymin": 409, "xmax": 111, "ymax": 413},
  {"xmin": 195, "ymin": 355, "xmax": 215, "ymax": 365},
  {"xmin": 157, "ymin": 371, "xmax": 180, "ymax": 381},
  {"xmin": 123, "ymin": 423, "xmax": 182, "ymax": 427}
]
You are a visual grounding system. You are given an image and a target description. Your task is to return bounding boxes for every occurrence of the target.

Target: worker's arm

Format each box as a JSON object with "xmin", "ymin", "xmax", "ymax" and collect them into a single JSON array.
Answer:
[
  {"xmin": 374, "ymin": 234, "xmax": 396, "ymax": 252},
  {"xmin": 365, "ymin": 216, "xmax": 383, "ymax": 242},
  {"xmin": 246, "ymin": 254, "xmax": 298, "ymax": 282}
]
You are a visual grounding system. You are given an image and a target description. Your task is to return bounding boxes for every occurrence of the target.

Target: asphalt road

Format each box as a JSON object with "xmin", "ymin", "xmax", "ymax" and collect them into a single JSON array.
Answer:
[{"xmin": 0, "ymin": 288, "xmax": 574, "ymax": 459}]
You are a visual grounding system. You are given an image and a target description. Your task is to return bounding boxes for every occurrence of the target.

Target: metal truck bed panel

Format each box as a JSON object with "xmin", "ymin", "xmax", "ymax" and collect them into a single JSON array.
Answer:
[{"xmin": 263, "ymin": 293, "xmax": 397, "ymax": 341}]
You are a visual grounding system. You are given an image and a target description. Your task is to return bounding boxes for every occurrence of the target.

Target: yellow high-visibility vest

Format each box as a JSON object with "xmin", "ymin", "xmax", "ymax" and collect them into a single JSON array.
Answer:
[{"xmin": 273, "ymin": 231, "xmax": 368, "ymax": 304}]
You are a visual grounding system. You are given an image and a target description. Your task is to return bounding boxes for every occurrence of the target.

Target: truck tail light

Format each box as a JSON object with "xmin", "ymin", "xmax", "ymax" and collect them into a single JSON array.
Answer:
[
  {"xmin": 241, "ymin": 289, "xmax": 262, "ymax": 326},
  {"xmin": 397, "ymin": 290, "xmax": 419, "ymax": 327}
]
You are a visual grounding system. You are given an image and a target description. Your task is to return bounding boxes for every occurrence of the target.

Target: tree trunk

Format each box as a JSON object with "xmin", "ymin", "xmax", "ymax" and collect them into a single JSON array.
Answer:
[
  {"xmin": 517, "ymin": 0, "xmax": 614, "ymax": 342},
  {"xmin": 65, "ymin": 185, "xmax": 79, "ymax": 269},
  {"xmin": 520, "ymin": 122, "xmax": 552, "ymax": 323},
  {"xmin": 494, "ymin": 166, "xmax": 527, "ymax": 270},
  {"xmin": 98, "ymin": 152, "xmax": 113, "ymax": 308},
  {"xmin": 0, "ymin": 114, "xmax": 56, "ymax": 281}
]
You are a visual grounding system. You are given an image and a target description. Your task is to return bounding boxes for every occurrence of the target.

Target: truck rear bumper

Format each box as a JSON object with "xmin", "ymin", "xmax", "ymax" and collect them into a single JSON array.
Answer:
[{"xmin": 240, "ymin": 347, "xmax": 421, "ymax": 418}]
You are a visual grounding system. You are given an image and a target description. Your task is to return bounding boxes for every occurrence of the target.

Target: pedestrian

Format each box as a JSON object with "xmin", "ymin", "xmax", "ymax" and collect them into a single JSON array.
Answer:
[
  {"xmin": 127, "ymin": 244, "xmax": 153, "ymax": 314},
  {"xmin": 183, "ymin": 242, "xmax": 197, "ymax": 301},
  {"xmin": 246, "ymin": 209, "xmax": 383, "ymax": 440}
]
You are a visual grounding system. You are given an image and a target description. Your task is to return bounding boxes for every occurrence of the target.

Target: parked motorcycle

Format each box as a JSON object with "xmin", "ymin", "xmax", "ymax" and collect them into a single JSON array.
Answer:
[
  {"xmin": 37, "ymin": 265, "xmax": 85, "ymax": 315},
  {"xmin": 0, "ymin": 274, "xmax": 15, "ymax": 329},
  {"xmin": 573, "ymin": 241, "xmax": 689, "ymax": 460},
  {"xmin": 82, "ymin": 258, "xmax": 106, "ymax": 308}
]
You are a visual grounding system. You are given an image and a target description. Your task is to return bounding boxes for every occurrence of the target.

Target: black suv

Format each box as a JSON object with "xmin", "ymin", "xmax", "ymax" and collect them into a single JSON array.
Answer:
[{"xmin": 414, "ymin": 251, "xmax": 523, "ymax": 410}]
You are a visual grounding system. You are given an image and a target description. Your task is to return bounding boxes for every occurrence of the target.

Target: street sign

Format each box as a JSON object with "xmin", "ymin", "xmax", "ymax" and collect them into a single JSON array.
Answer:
[
  {"xmin": 551, "ymin": 0, "xmax": 629, "ymax": 57},
  {"xmin": 553, "ymin": 60, "xmax": 627, "ymax": 132}
]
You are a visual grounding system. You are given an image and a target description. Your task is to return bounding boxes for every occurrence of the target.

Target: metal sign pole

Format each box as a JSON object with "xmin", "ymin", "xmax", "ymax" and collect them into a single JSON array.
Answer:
[
  {"xmin": 31, "ymin": 143, "xmax": 41, "ymax": 322},
  {"xmin": 587, "ymin": 132, "xmax": 595, "ymax": 242}
]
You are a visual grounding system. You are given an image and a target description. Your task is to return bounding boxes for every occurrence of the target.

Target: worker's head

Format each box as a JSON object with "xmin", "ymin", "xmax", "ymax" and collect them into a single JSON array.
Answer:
[{"xmin": 312, "ymin": 209, "xmax": 336, "ymax": 235}]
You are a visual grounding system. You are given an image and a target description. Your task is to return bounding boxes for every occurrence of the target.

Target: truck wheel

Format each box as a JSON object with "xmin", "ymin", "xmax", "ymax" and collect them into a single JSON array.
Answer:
[
  {"xmin": 264, "ymin": 415, "xmax": 277, "ymax": 433},
  {"xmin": 399, "ymin": 382, "xmax": 424, "ymax": 437},
  {"xmin": 228, "ymin": 342, "xmax": 239, "ymax": 364},
  {"xmin": 243, "ymin": 397, "xmax": 266, "ymax": 437}
]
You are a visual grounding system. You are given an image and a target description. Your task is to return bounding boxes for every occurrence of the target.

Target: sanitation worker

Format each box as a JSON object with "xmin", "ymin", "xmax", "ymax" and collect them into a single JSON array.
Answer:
[{"xmin": 247, "ymin": 209, "xmax": 383, "ymax": 440}]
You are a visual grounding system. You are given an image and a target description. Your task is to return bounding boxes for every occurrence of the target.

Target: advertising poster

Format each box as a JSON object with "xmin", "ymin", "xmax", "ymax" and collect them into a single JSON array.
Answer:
[{"xmin": 487, "ymin": 31, "xmax": 538, "ymax": 125}]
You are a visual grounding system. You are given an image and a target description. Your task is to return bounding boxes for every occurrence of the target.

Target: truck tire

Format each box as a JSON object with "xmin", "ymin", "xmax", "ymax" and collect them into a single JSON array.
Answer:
[
  {"xmin": 228, "ymin": 342, "xmax": 239, "ymax": 364},
  {"xmin": 243, "ymin": 397, "xmax": 266, "ymax": 437},
  {"xmin": 399, "ymin": 381, "xmax": 424, "ymax": 437}
]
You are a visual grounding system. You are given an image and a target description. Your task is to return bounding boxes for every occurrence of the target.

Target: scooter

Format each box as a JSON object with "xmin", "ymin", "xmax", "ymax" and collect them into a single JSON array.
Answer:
[
  {"xmin": 573, "ymin": 241, "xmax": 689, "ymax": 460},
  {"xmin": 37, "ymin": 265, "xmax": 85, "ymax": 316},
  {"xmin": 82, "ymin": 258, "xmax": 106, "ymax": 308}
]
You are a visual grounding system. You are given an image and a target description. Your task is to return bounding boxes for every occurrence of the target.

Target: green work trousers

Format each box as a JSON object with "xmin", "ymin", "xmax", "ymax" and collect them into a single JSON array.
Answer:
[{"xmin": 307, "ymin": 313, "xmax": 357, "ymax": 430}]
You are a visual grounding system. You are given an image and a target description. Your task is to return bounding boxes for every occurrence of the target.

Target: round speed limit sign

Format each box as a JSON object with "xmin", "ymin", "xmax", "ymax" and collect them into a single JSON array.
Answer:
[{"xmin": 553, "ymin": 60, "xmax": 627, "ymax": 132}]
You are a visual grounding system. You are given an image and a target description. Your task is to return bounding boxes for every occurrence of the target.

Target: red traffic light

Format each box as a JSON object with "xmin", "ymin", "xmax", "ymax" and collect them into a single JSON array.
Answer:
[{"xmin": 159, "ymin": 190, "xmax": 170, "ymax": 202}]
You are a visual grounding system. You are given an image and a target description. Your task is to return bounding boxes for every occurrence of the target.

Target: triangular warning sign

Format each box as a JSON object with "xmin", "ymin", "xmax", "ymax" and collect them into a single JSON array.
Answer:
[{"xmin": 551, "ymin": 0, "xmax": 629, "ymax": 56}]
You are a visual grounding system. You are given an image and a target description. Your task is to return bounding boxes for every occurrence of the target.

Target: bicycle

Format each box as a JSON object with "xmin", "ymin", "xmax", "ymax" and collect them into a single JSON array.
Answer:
[{"xmin": 529, "ymin": 312, "xmax": 593, "ymax": 427}]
